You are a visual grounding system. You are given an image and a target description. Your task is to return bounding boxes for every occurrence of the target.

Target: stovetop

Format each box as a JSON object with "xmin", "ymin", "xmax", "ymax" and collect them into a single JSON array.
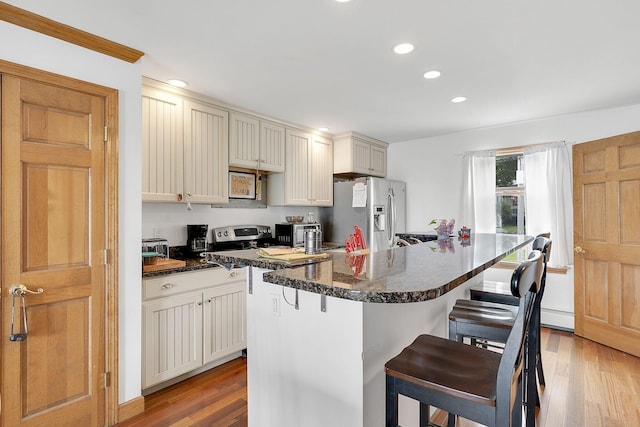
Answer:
[{"xmin": 210, "ymin": 224, "xmax": 274, "ymax": 251}]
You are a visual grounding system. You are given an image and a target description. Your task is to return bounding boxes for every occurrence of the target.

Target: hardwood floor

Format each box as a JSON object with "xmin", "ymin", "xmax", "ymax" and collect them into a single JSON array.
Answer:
[
  {"xmin": 115, "ymin": 357, "xmax": 247, "ymax": 427},
  {"xmin": 116, "ymin": 328, "xmax": 640, "ymax": 427}
]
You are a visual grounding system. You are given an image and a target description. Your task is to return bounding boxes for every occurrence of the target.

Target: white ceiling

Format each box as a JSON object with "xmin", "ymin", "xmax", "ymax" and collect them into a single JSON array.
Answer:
[{"xmin": 8, "ymin": 0, "xmax": 640, "ymax": 143}]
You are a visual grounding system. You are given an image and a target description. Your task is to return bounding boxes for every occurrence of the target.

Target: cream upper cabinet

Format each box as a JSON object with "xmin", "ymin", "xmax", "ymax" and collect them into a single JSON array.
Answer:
[
  {"xmin": 229, "ymin": 112, "xmax": 285, "ymax": 172},
  {"xmin": 309, "ymin": 134, "xmax": 334, "ymax": 205},
  {"xmin": 268, "ymin": 129, "xmax": 333, "ymax": 206},
  {"xmin": 142, "ymin": 80, "xmax": 230, "ymax": 204},
  {"xmin": 142, "ymin": 86, "xmax": 184, "ymax": 202},
  {"xmin": 183, "ymin": 99, "xmax": 229, "ymax": 204},
  {"xmin": 333, "ymin": 131, "xmax": 388, "ymax": 177},
  {"xmin": 259, "ymin": 120, "xmax": 285, "ymax": 172}
]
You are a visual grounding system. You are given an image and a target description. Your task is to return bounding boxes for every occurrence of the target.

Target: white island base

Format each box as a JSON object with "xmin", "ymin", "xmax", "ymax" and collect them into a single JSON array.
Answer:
[{"xmin": 247, "ymin": 267, "xmax": 483, "ymax": 427}]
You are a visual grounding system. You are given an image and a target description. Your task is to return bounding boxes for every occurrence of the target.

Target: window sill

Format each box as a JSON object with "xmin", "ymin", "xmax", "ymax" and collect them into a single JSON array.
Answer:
[{"xmin": 492, "ymin": 261, "xmax": 569, "ymax": 275}]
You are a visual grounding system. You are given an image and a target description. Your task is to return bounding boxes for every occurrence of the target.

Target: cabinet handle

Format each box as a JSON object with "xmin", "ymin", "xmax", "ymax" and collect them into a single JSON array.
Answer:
[
  {"xmin": 177, "ymin": 193, "xmax": 183, "ymax": 202},
  {"xmin": 207, "ymin": 298, "xmax": 212, "ymax": 303},
  {"xmin": 229, "ymin": 271, "xmax": 238, "ymax": 278},
  {"xmin": 161, "ymin": 283, "xmax": 174, "ymax": 290},
  {"xmin": 197, "ymin": 301, "xmax": 203, "ymax": 306}
]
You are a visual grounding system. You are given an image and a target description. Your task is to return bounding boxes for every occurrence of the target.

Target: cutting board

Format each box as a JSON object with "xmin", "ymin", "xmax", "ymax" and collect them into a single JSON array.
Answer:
[
  {"xmin": 142, "ymin": 258, "xmax": 186, "ymax": 273},
  {"xmin": 257, "ymin": 248, "xmax": 330, "ymax": 262}
]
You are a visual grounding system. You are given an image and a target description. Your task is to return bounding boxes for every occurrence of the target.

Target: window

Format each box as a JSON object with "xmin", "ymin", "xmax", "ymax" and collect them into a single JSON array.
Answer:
[
  {"xmin": 495, "ymin": 152, "xmax": 525, "ymax": 235},
  {"xmin": 463, "ymin": 142, "xmax": 572, "ymax": 269},
  {"xmin": 495, "ymin": 151, "xmax": 528, "ymax": 262}
]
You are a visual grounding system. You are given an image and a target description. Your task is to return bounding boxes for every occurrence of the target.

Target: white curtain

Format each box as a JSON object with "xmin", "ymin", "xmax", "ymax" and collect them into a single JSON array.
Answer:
[
  {"xmin": 524, "ymin": 142, "xmax": 573, "ymax": 267},
  {"xmin": 461, "ymin": 151, "xmax": 496, "ymax": 233}
]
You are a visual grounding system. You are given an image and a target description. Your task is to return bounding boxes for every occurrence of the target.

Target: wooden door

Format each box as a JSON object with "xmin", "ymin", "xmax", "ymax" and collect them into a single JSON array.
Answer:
[
  {"xmin": 1, "ymin": 75, "xmax": 108, "ymax": 425},
  {"xmin": 573, "ymin": 131, "xmax": 640, "ymax": 357}
]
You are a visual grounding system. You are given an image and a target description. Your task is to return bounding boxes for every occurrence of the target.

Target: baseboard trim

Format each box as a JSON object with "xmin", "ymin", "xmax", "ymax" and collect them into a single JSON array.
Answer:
[
  {"xmin": 541, "ymin": 307, "xmax": 574, "ymax": 331},
  {"xmin": 118, "ymin": 395, "xmax": 145, "ymax": 423}
]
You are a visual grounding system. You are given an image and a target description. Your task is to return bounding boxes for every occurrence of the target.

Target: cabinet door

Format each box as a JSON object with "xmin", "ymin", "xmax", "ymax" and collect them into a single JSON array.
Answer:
[
  {"xmin": 229, "ymin": 112, "xmax": 260, "ymax": 169},
  {"xmin": 284, "ymin": 129, "xmax": 312, "ymax": 205},
  {"xmin": 259, "ymin": 121, "xmax": 285, "ymax": 172},
  {"xmin": 369, "ymin": 143, "xmax": 387, "ymax": 177},
  {"xmin": 142, "ymin": 291, "xmax": 203, "ymax": 389},
  {"xmin": 351, "ymin": 138, "xmax": 372, "ymax": 174},
  {"xmin": 202, "ymin": 282, "xmax": 247, "ymax": 365},
  {"xmin": 310, "ymin": 134, "xmax": 333, "ymax": 206},
  {"xmin": 142, "ymin": 87, "xmax": 184, "ymax": 202},
  {"xmin": 184, "ymin": 100, "xmax": 229, "ymax": 204}
]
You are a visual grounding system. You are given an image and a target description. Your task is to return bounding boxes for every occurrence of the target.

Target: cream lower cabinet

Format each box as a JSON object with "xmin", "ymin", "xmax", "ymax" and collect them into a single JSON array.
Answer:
[
  {"xmin": 142, "ymin": 268, "xmax": 246, "ymax": 390},
  {"xmin": 268, "ymin": 129, "xmax": 333, "ymax": 206}
]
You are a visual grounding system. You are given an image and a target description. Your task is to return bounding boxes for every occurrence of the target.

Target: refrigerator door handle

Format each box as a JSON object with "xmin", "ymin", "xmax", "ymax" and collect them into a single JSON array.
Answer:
[{"xmin": 388, "ymin": 189, "xmax": 396, "ymax": 247}]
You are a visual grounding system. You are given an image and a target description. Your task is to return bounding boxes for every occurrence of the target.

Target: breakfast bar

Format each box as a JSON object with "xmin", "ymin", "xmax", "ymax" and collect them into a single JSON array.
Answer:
[{"xmin": 206, "ymin": 233, "xmax": 532, "ymax": 427}]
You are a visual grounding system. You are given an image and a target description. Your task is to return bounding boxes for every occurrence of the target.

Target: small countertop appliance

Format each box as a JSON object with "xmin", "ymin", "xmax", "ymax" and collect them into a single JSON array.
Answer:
[{"xmin": 187, "ymin": 224, "xmax": 208, "ymax": 254}]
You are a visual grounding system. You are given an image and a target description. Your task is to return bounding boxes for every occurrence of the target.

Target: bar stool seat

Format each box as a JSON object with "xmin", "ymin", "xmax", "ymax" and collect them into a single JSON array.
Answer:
[{"xmin": 385, "ymin": 251, "xmax": 543, "ymax": 427}]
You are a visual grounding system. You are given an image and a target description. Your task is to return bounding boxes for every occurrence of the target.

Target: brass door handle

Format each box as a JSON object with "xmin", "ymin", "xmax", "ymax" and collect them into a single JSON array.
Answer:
[
  {"xmin": 8, "ymin": 284, "xmax": 44, "ymax": 296},
  {"xmin": 574, "ymin": 246, "xmax": 586, "ymax": 254}
]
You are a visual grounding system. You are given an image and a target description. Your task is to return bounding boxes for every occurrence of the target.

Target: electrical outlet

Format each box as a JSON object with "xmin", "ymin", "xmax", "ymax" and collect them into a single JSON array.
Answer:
[{"xmin": 270, "ymin": 293, "xmax": 281, "ymax": 317}]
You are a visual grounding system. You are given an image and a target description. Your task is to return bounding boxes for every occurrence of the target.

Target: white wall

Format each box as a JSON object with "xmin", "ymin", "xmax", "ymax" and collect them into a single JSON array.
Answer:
[
  {"xmin": 0, "ymin": 22, "xmax": 142, "ymax": 404},
  {"xmin": 142, "ymin": 203, "xmax": 322, "ymax": 246},
  {"xmin": 386, "ymin": 103, "xmax": 640, "ymax": 329}
]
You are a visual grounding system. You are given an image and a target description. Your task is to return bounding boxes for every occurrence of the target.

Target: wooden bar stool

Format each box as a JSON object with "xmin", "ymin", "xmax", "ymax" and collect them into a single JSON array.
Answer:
[
  {"xmin": 385, "ymin": 251, "xmax": 543, "ymax": 427},
  {"xmin": 448, "ymin": 236, "xmax": 551, "ymax": 426},
  {"xmin": 468, "ymin": 233, "xmax": 551, "ymax": 392}
]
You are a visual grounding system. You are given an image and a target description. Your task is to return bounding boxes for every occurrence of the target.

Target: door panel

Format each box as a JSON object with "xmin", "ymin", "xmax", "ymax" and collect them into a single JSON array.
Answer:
[
  {"xmin": 620, "ymin": 264, "xmax": 640, "ymax": 331},
  {"xmin": 619, "ymin": 179, "xmax": 640, "ymax": 243},
  {"xmin": 582, "ymin": 183, "xmax": 606, "ymax": 241},
  {"xmin": 2, "ymin": 75, "xmax": 106, "ymax": 426},
  {"xmin": 574, "ymin": 131, "xmax": 640, "ymax": 357}
]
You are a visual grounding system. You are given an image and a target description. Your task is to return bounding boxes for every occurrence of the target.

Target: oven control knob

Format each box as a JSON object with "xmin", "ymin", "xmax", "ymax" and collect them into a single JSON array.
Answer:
[
  {"xmin": 224, "ymin": 231, "xmax": 229, "ymax": 236},
  {"xmin": 217, "ymin": 232, "xmax": 222, "ymax": 238}
]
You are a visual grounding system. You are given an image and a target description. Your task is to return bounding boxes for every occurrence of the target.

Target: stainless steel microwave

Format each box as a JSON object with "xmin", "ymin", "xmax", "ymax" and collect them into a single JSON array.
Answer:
[{"xmin": 275, "ymin": 223, "xmax": 322, "ymax": 247}]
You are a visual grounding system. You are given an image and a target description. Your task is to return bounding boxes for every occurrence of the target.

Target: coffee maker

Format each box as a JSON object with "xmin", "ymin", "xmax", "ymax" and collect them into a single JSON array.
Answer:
[{"xmin": 187, "ymin": 224, "xmax": 208, "ymax": 254}]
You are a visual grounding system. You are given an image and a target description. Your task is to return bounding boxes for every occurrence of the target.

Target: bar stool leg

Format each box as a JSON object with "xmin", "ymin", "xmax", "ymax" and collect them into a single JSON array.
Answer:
[{"xmin": 386, "ymin": 375, "xmax": 398, "ymax": 427}]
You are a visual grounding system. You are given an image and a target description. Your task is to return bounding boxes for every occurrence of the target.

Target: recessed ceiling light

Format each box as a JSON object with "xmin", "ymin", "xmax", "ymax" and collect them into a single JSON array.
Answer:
[
  {"xmin": 167, "ymin": 79, "xmax": 188, "ymax": 88},
  {"xmin": 423, "ymin": 70, "xmax": 441, "ymax": 79},
  {"xmin": 393, "ymin": 43, "xmax": 414, "ymax": 54},
  {"xmin": 451, "ymin": 96, "xmax": 467, "ymax": 103},
  {"xmin": 318, "ymin": 127, "xmax": 330, "ymax": 132}
]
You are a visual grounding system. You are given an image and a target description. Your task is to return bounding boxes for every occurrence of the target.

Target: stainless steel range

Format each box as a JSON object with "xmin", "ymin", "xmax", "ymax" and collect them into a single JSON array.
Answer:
[{"xmin": 211, "ymin": 224, "xmax": 273, "ymax": 251}]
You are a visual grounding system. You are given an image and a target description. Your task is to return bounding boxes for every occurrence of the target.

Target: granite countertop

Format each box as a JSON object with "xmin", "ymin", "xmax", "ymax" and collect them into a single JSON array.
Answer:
[
  {"xmin": 262, "ymin": 233, "xmax": 533, "ymax": 303},
  {"xmin": 142, "ymin": 257, "xmax": 222, "ymax": 279},
  {"xmin": 143, "ymin": 243, "xmax": 346, "ymax": 278}
]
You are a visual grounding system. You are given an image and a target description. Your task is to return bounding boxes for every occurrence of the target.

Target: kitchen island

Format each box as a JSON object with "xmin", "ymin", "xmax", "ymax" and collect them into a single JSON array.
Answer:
[{"xmin": 206, "ymin": 233, "xmax": 532, "ymax": 427}]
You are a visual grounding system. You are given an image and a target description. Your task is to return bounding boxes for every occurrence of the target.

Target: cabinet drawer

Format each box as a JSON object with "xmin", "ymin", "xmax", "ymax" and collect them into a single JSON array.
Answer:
[{"xmin": 143, "ymin": 267, "xmax": 246, "ymax": 301}]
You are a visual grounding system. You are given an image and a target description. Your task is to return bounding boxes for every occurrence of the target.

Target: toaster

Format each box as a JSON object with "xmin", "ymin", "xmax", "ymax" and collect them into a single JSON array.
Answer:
[{"xmin": 141, "ymin": 238, "xmax": 169, "ymax": 258}]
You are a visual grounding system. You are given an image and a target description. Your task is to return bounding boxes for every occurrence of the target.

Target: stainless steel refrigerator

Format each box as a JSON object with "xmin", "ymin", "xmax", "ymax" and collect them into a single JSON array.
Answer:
[{"xmin": 322, "ymin": 177, "xmax": 406, "ymax": 252}]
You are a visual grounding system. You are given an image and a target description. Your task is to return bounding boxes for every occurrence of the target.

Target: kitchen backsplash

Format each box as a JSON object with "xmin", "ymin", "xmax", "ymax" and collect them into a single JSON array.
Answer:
[{"xmin": 142, "ymin": 203, "xmax": 322, "ymax": 246}]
